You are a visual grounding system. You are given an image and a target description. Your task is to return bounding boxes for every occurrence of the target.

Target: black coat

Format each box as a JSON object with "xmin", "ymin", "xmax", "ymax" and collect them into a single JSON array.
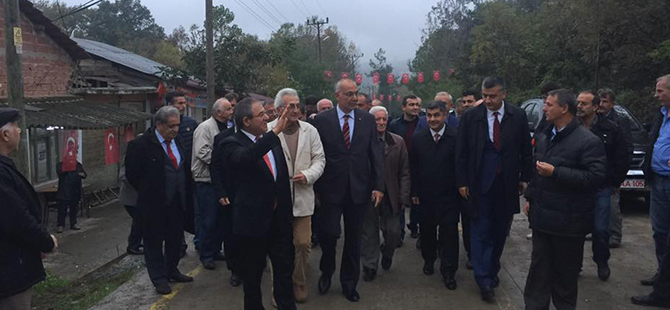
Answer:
[
  {"xmin": 211, "ymin": 127, "xmax": 236, "ymax": 201},
  {"xmin": 0, "ymin": 155, "xmax": 55, "ymax": 299},
  {"xmin": 455, "ymin": 103, "xmax": 533, "ymax": 218},
  {"xmin": 643, "ymin": 110, "xmax": 664, "ymax": 182},
  {"xmin": 410, "ymin": 126, "xmax": 459, "ymax": 219},
  {"xmin": 312, "ymin": 107, "xmax": 384, "ymax": 205},
  {"xmin": 526, "ymin": 118, "xmax": 607, "ymax": 237},
  {"xmin": 221, "ymin": 131, "xmax": 293, "ymax": 237},
  {"xmin": 125, "ymin": 129, "xmax": 194, "ymax": 233},
  {"xmin": 586, "ymin": 114, "xmax": 629, "ymax": 188},
  {"xmin": 55, "ymin": 162, "xmax": 86, "ymax": 201}
]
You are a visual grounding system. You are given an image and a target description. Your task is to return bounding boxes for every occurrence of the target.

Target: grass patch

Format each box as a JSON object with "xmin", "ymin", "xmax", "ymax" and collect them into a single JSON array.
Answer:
[{"xmin": 33, "ymin": 268, "xmax": 137, "ymax": 310}]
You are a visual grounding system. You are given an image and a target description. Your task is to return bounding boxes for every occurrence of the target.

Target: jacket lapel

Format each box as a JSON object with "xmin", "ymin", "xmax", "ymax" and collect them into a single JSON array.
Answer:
[
  {"xmin": 293, "ymin": 121, "xmax": 308, "ymax": 171},
  {"xmin": 500, "ymin": 101, "xmax": 515, "ymax": 151},
  {"xmin": 474, "ymin": 105, "xmax": 488, "ymax": 169}
]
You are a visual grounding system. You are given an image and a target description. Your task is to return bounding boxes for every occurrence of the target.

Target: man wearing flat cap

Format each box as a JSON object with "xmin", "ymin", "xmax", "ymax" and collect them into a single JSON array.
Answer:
[{"xmin": 0, "ymin": 108, "xmax": 59, "ymax": 310}]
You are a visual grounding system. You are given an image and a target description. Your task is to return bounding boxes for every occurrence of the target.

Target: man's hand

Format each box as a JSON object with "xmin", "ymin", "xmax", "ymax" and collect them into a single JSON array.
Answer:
[
  {"xmin": 459, "ymin": 186, "xmax": 470, "ymax": 200},
  {"xmin": 219, "ymin": 197, "xmax": 231, "ymax": 206},
  {"xmin": 412, "ymin": 197, "xmax": 420, "ymax": 205},
  {"xmin": 51, "ymin": 234, "xmax": 58, "ymax": 251},
  {"xmin": 536, "ymin": 161, "xmax": 555, "ymax": 177},
  {"xmin": 372, "ymin": 190, "xmax": 384, "ymax": 208},
  {"xmin": 518, "ymin": 182, "xmax": 528, "ymax": 195},
  {"xmin": 523, "ymin": 201, "xmax": 530, "ymax": 216},
  {"xmin": 292, "ymin": 173, "xmax": 307, "ymax": 185},
  {"xmin": 272, "ymin": 106, "xmax": 290, "ymax": 135}
]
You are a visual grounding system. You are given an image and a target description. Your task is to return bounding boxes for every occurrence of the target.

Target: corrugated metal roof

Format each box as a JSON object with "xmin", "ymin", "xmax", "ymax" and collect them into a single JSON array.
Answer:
[
  {"xmin": 15, "ymin": 96, "xmax": 151, "ymax": 129},
  {"xmin": 72, "ymin": 38, "xmax": 165, "ymax": 77}
]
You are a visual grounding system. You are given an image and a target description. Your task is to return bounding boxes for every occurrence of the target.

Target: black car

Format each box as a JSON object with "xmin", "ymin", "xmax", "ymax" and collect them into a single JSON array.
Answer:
[{"xmin": 521, "ymin": 99, "xmax": 650, "ymax": 203}]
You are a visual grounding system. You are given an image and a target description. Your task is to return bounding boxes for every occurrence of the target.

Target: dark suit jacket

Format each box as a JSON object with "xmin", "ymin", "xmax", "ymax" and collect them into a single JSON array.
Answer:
[
  {"xmin": 382, "ymin": 131, "xmax": 411, "ymax": 213},
  {"xmin": 312, "ymin": 107, "xmax": 384, "ymax": 205},
  {"xmin": 221, "ymin": 131, "xmax": 293, "ymax": 237},
  {"xmin": 455, "ymin": 103, "xmax": 533, "ymax": 218},
  {"xmin": 211, "ymin": 127, "xmax": 236, "ymax": 201},
  {"xmin": 125, "ymin": 129, "xmax": 194, "ymax": 232},
  {"xmin": 410, "ymin": 126, "xmax": 459, "ymax": 215},
  {"xmin": 644, "ymin": 110, "xmax": 664, "ymax": 182}
]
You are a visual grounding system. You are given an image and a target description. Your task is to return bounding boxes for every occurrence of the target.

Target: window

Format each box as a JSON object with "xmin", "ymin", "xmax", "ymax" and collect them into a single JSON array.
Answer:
[{"xmin": 30, "ymin": 128, "xmax": 59, "ymax": 184}]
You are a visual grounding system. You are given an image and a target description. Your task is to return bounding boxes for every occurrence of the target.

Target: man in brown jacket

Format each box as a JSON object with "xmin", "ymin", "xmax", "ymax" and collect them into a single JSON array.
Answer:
[{"xmin": 361, "ymin": 106, "xmax": 411, "ymax": 281}]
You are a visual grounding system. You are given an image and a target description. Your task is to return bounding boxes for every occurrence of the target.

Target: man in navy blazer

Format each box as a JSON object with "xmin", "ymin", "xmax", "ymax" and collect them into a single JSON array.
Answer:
[{"xmin": 312, "ymin": 78, "xmax": 385, "ymax": 302}]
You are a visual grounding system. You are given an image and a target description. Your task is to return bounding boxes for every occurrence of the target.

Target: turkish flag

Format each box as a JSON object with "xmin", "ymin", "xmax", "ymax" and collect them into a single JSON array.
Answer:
[
  {"xmin": 105, "ymin": 128, "xmax": 119, "ymax": 165},
  {"xmin": 372, "ymin": 72, "xmax": 380, "ymax": 84},
  {"xmin": 157, "ymin": 82, "xmax": 168, "ymax": 102},
  {"xmin": 401, "ymin": 73, "xmax": 409, "ymax": 85},
  {"xmin": 433, "ymin": 70, "xmax": 441, "ymax": 82},
  {"xmin": 387, "ymin": 73, "xmax": 395, "ymax": 84},
  {"xmin": 449, "ymin": 68, "xmax": 455, "ymax": 75},
  {"xmin": 341, "ymin": 72, "xmax": 350, "ymax": 79},
  {"xmin": 62, "ymin": 130, "xmax": 79, "ymax": 172},
  {"xmin": 417, "ymin": 72, "xmax": 424, "ymax": 83},
  {"xmin": 124, "ymin": 126, "xmax": 134, "ymax": 143},
  {"xmin": 397, "ymin": 94, "xmax": 401, "ymax": 101},
  {"xmin": 380, "ymin": 94, "xmax": 385, "ymax": 101},
  {"xmin": 355, "ymin": 73, "xmax": 363, "ymax": 85},
  {"xmin": 373, "ymin": 93, "xmax": 376, "ymax": 100},
  {"xmin": 324, "ymin": 70, "xmax": 333, "ymax": 80}
]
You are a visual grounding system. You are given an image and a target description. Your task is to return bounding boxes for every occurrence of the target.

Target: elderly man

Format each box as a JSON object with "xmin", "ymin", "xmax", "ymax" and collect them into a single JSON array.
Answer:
[
  {"xmin": 312, "ymin": 79, "xmax": 384, "ymax": 302},
  {"xmin": 317, "ymin": 99, "xmax": 333, "ymax": 113},
  {"xmin": 0, "ymin": 108, "xmax": 58, "ymax": 310},
  {"xmin": 192, "ymin": 98, "xmax": 233, "ymax": 270},
  {"xmin": 126, "ymin": 106, "xmax": 194, "ymax": 295},
  {"xmin": 524, "ymin": 89, "xmax": 606, "ymax": 310},
  {"xmin": 222, "ymin": 98, "xmax": 296, "ymax": 310},
  {"xmin": 264, "ymin": 100, "xmax": 279, "ymax": 123},
  {"xmin": 268, "ymin": 88, "xmax": 326, "ymax": 302},
  {"xmin": 435, "ymin": 92, "xmax": 459, "ymax": 128},
  {"xmin": 361, "ymin": 106, "xmax": 410, "ymax": 282}
]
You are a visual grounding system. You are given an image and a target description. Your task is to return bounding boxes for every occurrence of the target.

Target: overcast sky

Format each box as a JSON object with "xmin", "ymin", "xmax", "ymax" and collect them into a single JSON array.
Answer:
[{"xmin": 62, "ymin": 0, "xmax": 438, "ymax": 74}]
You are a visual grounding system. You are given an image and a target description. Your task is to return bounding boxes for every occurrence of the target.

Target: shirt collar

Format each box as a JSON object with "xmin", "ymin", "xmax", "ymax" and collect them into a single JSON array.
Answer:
[
  {"xmin": 662, "ymin": 106, "xmax": 669, "ymax": 118},
  {"xmin": 240, "ymin": 129, "xmax": 259, "ymax": 142},
  {"xmin": 155, "ymin": 129, "xmax": 168, "ymax": 145},
  {"xmin": 430, "ymin": 125, "xmax": 446, "ymax": 138},
  {"xmin": 337, "ymin": 105, "xmax": 353, "ymax": 120},
  {"xmin": 486, "ymin": 102, "xmax": 505, "ymax": 118}
]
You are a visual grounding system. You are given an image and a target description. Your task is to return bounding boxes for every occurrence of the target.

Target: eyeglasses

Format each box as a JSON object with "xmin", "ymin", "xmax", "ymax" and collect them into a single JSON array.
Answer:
[{"xmin": 343, "ymin": 91, "xmax": 359, "ymax": 98}]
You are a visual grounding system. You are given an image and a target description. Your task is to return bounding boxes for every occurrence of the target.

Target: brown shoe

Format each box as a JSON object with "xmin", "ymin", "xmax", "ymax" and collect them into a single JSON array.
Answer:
[{"xmin": 294, "ymin": 284, "xmax": 308, "ymax": 303}]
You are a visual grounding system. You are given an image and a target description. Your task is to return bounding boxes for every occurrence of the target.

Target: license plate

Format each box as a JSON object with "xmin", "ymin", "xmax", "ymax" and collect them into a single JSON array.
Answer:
[{"xmin": 621, "ymin": 179, "xmax": 645, "ymax": 189}]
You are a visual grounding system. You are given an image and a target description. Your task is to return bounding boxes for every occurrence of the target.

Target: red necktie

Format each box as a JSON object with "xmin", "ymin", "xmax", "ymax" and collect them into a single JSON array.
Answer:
[
  {"xmin": 493, "ymin": 112, "xmax": 501, "ymax": 151},
  {"xmin": 255, "ymin": 136, "xmax": 275, "ymax": 179},
  {"xmin": 342, "ymin": 115, "xmax": 351, "ymax": 149},
  {"xmin": 165, "ymin": 140, "xmax": 179, "ymax": 169},
  {"xmin": 434, "ymin": 133, "xmax": 440, "ymax": 144}
]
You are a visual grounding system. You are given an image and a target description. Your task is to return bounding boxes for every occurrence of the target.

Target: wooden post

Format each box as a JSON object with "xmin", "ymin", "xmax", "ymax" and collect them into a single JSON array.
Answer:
[
  {"xmin": 205, "ymin": 0, "xmax": 215, "ymax": 112},
  {"xmin": 4, "ymin": 0, "xmax": 30, "ymax": 177}
]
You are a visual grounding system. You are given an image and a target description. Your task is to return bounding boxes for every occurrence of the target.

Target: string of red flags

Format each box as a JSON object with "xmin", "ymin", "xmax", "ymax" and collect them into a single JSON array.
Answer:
[{"xmin": 322, "ymin": 69, "xmax": 455, "ymax": 84}]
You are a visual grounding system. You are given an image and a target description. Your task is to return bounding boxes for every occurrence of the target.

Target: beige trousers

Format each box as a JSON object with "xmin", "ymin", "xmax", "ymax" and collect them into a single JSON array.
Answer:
[{"xmin": 292, "ymin": 216, "xmax": 312, "ymax": 286}]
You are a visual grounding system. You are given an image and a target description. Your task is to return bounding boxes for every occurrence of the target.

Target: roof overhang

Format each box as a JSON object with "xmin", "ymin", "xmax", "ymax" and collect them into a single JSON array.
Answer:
[{"xmin": 70, "ymin": 87, "xmax": 157, "ymax": 95}]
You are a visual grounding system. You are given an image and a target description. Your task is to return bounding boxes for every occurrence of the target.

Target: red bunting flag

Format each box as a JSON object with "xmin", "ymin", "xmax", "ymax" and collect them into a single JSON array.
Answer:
[
  {"xmin": 373, "ymin": 93, "xmax": 376, "ymax": 100},
  {"xmin": 397, "ymin": 94, "xmax": 401, "ymax": 101},
  {"xmin": 105, "ymin": 128, "xmax": 119, "ymax": 165},
  {"xmin": 324, "ymin": 70, "xmax": 333, "ymax": 80},
  {"xmin": 341, "ymin": 72, "xmax": 350, "ymax": 79},
  {"xmin": 355, "ymin": 73, "xmax": 363, "ymax": 85},
  {"xmin": 433, "ymin": 70, "xmax": 441, "ymax": 82},
  {"xmin": 387, "ymin": 73, "xmax": 395, "ymax": 84},
  {"xmin": 401, "ymin": 73, "xmax": 409, "ymax": 85},
  {"xmin": 372, "ymin": 72, "xmax": 380, "ymax": 84},
  {"xmin": 379, "ymin": 94, "xmax": 385, "ymax": 101},
  {"xmin": 157, "ymin": 82, "xmax": 168, "ymax": 102},
  {"xmin": 417, "ymin": 72, "xmax": 425, "ymax": 83},
  {"xmin": 449, "ymin": 68, "xmax": 455, "ymax": 75},
  {"xmin": 61, "ymin": 130, "xmax": 79, "ymax": 172}
]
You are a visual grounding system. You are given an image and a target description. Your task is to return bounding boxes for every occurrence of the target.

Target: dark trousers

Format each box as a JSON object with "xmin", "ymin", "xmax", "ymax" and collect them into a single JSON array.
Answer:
[
  {"xmin": 57, "ymin": 199, "xmax": 79, "ymax": 227},
  {"xmin": 124, "ymin": 205, "xmax": 143, "ymax": 250},
  {"xmin": 458, "ymin": 196, "xmax": 471, "ymax": 259},
  {"xmin": 592, "ymin": 187, "xmax": 611, "ymax": 264},
  {"xmin": 408, "ymin": 202, "xmax": 421, "ymax": 232},
  {"xmin": 524, "ymin": 230, "xmax": 585, "ymax": 310},
  {"xmin": 195, "ymin": 182, "xmax": 224, "ymax": 262},
  {"xmin": 238, "ymin": 223, "xmax": 296, "ymax": 310},
  {"xmin": 142, "ymin": 199, "xmax": 184, "ymax": 286},
  {"xmin": 471, "ymin": 176, "xmax": 512, "ymax": 289},
  {"xmin": 361, "ymin": 199, "xmax": 400, "ymax": 270},
  {"xmin": 652, "ymin": 231, "xmax": 670, "ymax": 300},
  {"xmin": 222, "ymin": 203, "xmax": 241, "ymax": 274},
  {"xmin": 318, "ymin": 192, "xmax": 366, "ymax": 291},
  {"xmin": 420, "ymin": 203, "xmax": 459, "ymax": 276}
]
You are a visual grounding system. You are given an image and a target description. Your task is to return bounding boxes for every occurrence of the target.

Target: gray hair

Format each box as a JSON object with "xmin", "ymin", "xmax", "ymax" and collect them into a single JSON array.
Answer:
[
  {"xmin": 212, "ymin": 98, "xmax": 229, "ymax": 115},
  {"xmin": 154, "ymin": 106, "xmax": 180, "ymax": 124},
  {"xmin": 369, "ymin": 106, "xmax": 388, "ymax": 115},
  {"xmin": 274, "ymin": 88, "xmax": 299, "ymax": 108},
  {"xmin": 335, "ymin": 78, "xmax": 355, "ymax": 93},
  {"xmin": 435, "ymin": 91, "xmax": 453, "ymax": 102},
  {"xmin": 658, "ymin": 74, "xmax": 670, "ymax": 89}
]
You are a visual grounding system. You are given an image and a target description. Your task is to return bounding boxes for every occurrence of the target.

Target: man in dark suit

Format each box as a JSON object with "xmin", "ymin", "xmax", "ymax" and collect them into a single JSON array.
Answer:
[
  {"xmin": 312, "ymin": 78, "xmax": 385, "ymax": 302},
  {"xmin": 410, "ymin": 101, "xmax": 460, "ymax": 290},
  {"xmin": 125, "ymin": 106, "xmax": 194, "ymax": 295},
  {"xmin": 221, "ymin": 98, "xmax": 296, "ymax": 310},
  {"xmin": 456, "ymin": 76, "xmax": 533, "ymax": 302}
]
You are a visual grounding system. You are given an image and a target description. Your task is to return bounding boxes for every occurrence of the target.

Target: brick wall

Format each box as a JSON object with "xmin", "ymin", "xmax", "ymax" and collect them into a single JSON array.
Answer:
[{"xmin": 0, "ymin": 5, "xmax": 75, "ymax": 98}]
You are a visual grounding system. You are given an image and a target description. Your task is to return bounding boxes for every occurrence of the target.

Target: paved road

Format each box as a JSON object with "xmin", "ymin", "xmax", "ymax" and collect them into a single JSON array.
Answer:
[{"xmin": 91, "ymin": 196, "xmax": 659, "ymax": 310}]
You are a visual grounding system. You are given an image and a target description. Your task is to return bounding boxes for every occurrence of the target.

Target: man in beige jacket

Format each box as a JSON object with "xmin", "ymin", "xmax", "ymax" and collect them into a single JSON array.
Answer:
[
  {"xmin": 268, "ymin": 88, "xmax": 326, "ymax": 303},
  {"xmin": 192, "ymin": 98, "xmax": 233, "ymax": 270}
]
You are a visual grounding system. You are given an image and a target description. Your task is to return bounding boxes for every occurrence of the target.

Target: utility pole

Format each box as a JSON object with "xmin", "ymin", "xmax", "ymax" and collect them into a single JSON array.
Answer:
[
  {"xmin": 4, "ymin": 0, "xmax": 29, "ymax": 176},
  {"xmin": 205, "ymin": 0, "xmax": 215, "ymax": 112},
  {"xmin": 594, "ymin": 0, "xmax": 601, "ymax": 90},
  {"xmin": 306, "ymin": 16, "xmax": 328, "ymax": 62}
]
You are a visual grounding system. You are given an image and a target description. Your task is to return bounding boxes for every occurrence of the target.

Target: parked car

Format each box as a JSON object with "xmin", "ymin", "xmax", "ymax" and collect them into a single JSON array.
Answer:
[{"xmin": 521, "ymin": 98, "xmax": 650, "ymax": 204}]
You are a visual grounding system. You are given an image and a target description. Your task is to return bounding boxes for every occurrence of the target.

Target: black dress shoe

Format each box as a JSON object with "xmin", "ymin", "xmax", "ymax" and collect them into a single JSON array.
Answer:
[
  {"xmin": 70, "ymin": 225, "xmax": 81, "ymax": 231},
  {"xmin": 155, "ymin": 283, "xmax": 172, "ymax": 295},
  {"xmin": 597, "ymin": 262, "xmax": 610, "ymax": 281},
  {"xmin": 641, "ymin": 273, "xmax": 660, "ymax": 286},
  {"xmin": 169, "ymin": 272, "xmax": 194, "ymax": 283},
  {"xmin": 127, "ymin": 247, "xmax": 144, "ymax": 255},
  {"xmin": 363, "ymin": 268, "xmax": 377, "ymax": 282},
  {"xmin": 423, "ymin": 262, "xmax": 434, "ymax": 275},
  {"xmin": 466, "ymin": 259, "xmax": 473, "ymax": 270},
  {"xmin": 214, "ymin": 252, "xmax": 226, "ymax": 261},
  {"xmin": 481, "ymin": 287, "xmax": 495, "ymax": 303},
  {"xmin": 631, "ymin": 294, "xmax": 670, "ymax": 308},
  {"xmin": 443, "ymin": 275, "xmax": 457, "ymax": 290},
  {"xmin": 343, "ymin": 289, "xmax": 360, "ymax": 302},
  {"xmin": 381, "ymin": 257, "xmax": 393, "ymax": 271},
  {"xmin": 230, "ymin": 273, "xmax": 242, "ymax": 287},
  {"xmin": 492, "ymin": 276, "xmax": 500, "ymax": 288},
  {"xmin": 203, "ymin": 260, "xmax": 216, "ymax": 270},
  {"xmin": 318, "ymin": 274, "xmax": 331, "ymax": 294}
]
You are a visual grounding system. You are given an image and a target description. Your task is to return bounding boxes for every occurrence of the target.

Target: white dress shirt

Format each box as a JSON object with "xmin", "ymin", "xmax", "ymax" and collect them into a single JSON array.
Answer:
[
  {"xmin": 429, "ymin": 124, "xmax": 446, "ymax": 143},
  {"xmin": 241, "ymin": 129, "xmax": 277, "ymax": 181},
  {"xmin": 486, "ymin": 102, "xmax": 505, "ymax": 142},
  {"xmin": 337, "ymin": 105, "xmax": 355, "ymax": 147}
]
